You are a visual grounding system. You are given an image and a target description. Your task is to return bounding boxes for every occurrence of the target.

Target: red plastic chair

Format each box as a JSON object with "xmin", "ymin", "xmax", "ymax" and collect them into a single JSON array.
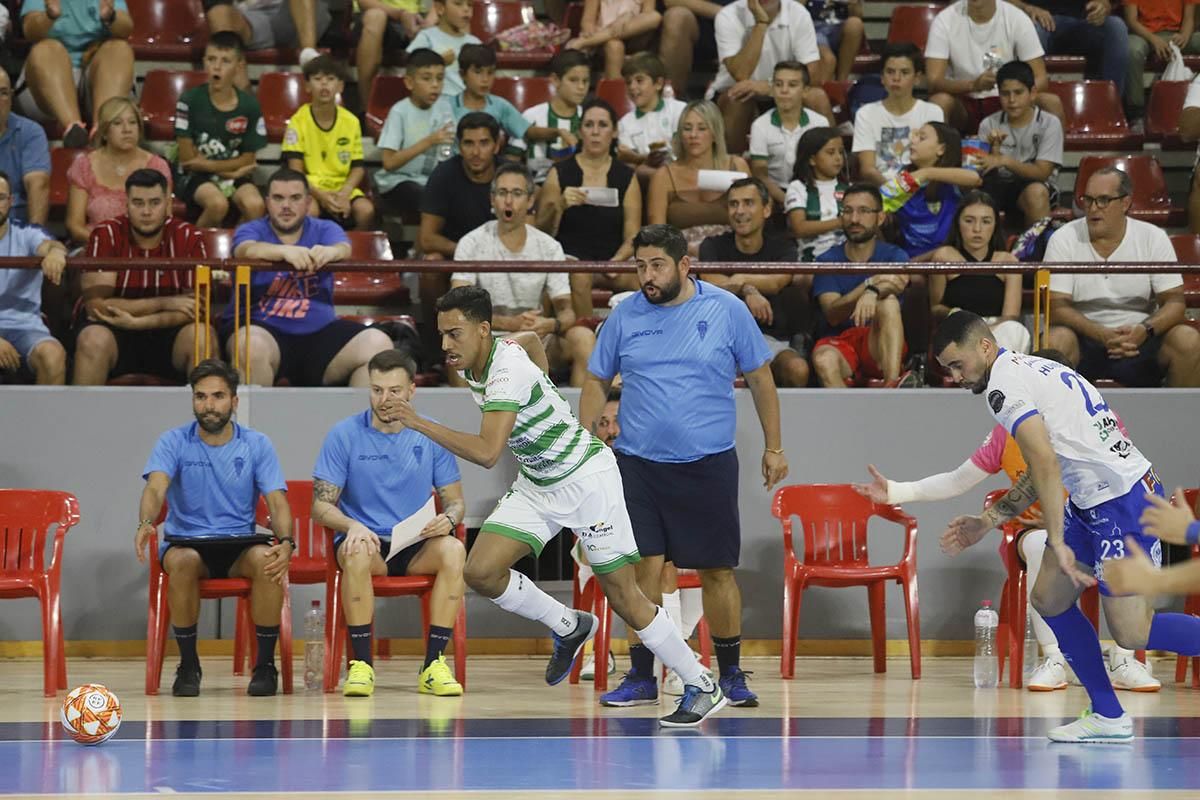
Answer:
[
  {"xmin": 257, "ymin": 72, "xmax": 312, "ymax": 143},
  {"xmin": 1175, "ymin": 488, "xmax": 1200, "ymax": 687},
  {"xmin": 1146, "ymin": 81, "xmax": 1190, "ymax": 150},
  {"xmin": 127, "ymin": 0, "xmax": 207, "ymax": 61},
  {"xmin": 0, "ymin": 490, "xmax": 80, "ymax": 696},
  {"xmin": 1074, "ymin": 155, "xmax": 1176, "ymax": 226},
  {"xmin": 333, "ymin": 232, "xmax": 411, "ymax": 306},
  {"xmin": 823, "ymin": 79, "xmax": 853, "ymax": 125},
  {"xmin": 886, "ymin": 5, "xmax": 943, "ymax": 50},
  {"xmin": 491, "ymin": 76, "xmax": 554, "ymax": 113},
  {"xmin": 774, "ymin": 484, "xmax": 921, "ymax": 679},
  {"xmin": 49, "ymin": 148, "xmax": 85, "ymax": 211},
  {"xmin": 568, "ymin": 564, "xmax": 712, "ymax": 692},
  {"xmin": 144, "ymin": 505, "xmax": 295, "ymax": 695},
  {"xmin": 323, "ymin": 495, "xmax": 468, "ymax": 692},
  {"xmin": 1044, "ymin": 81, "xmax": 1141, "ymax": 151},
  {"xmin": 364, "ymin": 74, "xmax": 411, "ymax": 140},
  {"xmin": 594, "ymin": 78, "xmax": 634, "ymax": 120},
  {"xmin": 200, "ymin": 228, "xmax": 234, "ymax": 260},
  {"xmin": 471, "ymin": 2, "xmax": 554, "ymax": 69},
  {"xmin": 141, "ymin": 70, "xmax": 208, "ymax": 141}
]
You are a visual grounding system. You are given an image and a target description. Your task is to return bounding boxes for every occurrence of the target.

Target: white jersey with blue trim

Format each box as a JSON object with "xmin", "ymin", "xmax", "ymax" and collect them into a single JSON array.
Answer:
[{"xmin": 983, "ymin": 349, "xmax": 1150, "ymax": 509}]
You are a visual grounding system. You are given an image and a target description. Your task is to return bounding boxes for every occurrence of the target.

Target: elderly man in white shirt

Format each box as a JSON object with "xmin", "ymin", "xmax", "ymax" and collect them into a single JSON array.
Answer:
[
  {"xmin": 450, "ymin": 163, "xmax": 595, "ymax": 387},
  {"xmin": 1044, "ymin": 166, "xmax": 1200, "ymax": 388}
]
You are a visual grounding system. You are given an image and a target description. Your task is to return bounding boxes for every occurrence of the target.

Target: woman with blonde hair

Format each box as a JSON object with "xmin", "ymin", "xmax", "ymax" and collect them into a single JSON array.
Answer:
[
  {"xmin": 66, "ymin": 97, "xmax": 173, "ymax": 245},
  {"xmin": 646, "ymin": 99, "xmax": 749, "ymax": 251}
]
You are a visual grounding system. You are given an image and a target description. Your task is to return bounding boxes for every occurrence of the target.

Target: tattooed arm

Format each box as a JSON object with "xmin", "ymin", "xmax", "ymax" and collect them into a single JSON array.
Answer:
[
  {"xmin": 312, "ymin": 478, "xmax": 381, "ymax": 558},
  {"xmin": 434, "ymin": 482, "xmax": 466, "ymax": 528},
  {"xmin": 979, "ymin": 471, "xmax": 1039, "ymax": 531}
]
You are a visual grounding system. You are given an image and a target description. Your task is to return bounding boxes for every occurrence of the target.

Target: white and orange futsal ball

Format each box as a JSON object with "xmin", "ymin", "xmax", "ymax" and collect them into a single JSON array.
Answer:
[{"xmin": 61, "ymin": 684, "xmax": 122, "ymax": 745}]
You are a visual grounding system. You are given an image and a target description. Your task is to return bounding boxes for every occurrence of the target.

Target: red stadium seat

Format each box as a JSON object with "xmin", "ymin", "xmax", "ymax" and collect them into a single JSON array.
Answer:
[
  {"xmin": 563, "ymin": 1, "xmax": 585, "ymax": 36},
  {"xmin": 886, "ymin": 5, "xmax": 942, "ymax": 50},
  {"xmin": 141, "ymin": 70, "xmax": 208, "ymax": 141},
  {"xmin": 333, "ymin": 231, "xmax": 411, "ymax": 305},
  {"xmin": 774, "ymin": 484, "xmax": 921, "ymax": 680},
  {"xmin": 823, "ymin": 79, "xmax": 853, "ymax": 125},
  {"xmin": 49, "ymin": 148, "xmax": 85, "ymax": 210},
  {"xmin": 127, "ymin": 0, "xmax": 207, "ymax": 61},
  {"xmin": 1073, "ymin": 155, "xmax": 1178, "ymax": 226},
  {"xmin": 471, "ymin": 1, "xmax": 555, "ymax": 70},
  {"xmin": 1044, "ymin": 81, "xmax": 1142, "ymax": 150},
  {"xmin": 491, "ymin": 76, "xmax": 554, "ymax": 112},
  {"xmin": 365, "ymin": 75, "xmax": 411, "ymax": 140},
  {"xmin": 1146, "ymin": 81, "xmax": 1191, "ymax": 150},
  {"xmin": 595, "ymin": 78, "xmax": 634, "ymax": 120},
  {"xmin": 257, "ymin": 72, "xmax": 312, "ymax": 143},
  {"xmin": 0, "ymin": 490, "xmax": 79, "ymax": 696},
  {"xmin": 200, "ymin": 228, "xmax": 235, "ymax": 260}
]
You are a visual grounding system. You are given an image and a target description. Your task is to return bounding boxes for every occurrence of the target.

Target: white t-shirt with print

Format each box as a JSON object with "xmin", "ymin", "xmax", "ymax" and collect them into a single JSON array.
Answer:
[
  {"xmin": 851, "ymin": 100, "xmax": 945, "ymax": 180},
  {"xmin": 925, "ymin": 0, "xmax": 1044, "ymax": 98},
  {"xmin": 749, "ymin": 108, "xmax": 831, "ymax": 188}
]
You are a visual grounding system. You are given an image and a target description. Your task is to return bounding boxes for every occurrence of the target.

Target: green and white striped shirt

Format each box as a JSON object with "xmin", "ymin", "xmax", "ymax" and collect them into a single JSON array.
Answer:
[{"xmin": 465, "ymin": 338, "xmax": 605, "ymax": 487}]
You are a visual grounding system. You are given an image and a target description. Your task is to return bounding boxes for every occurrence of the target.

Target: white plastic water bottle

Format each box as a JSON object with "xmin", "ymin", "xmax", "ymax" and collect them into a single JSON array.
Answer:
[
  {"xmin": 304, "ymin": 600, "xmax": 325, "ymax": 691},
  {"xmin": 973, "ymin": 600, "xmax": 999, "ymax": 688},
  {"xmin": 433, "ymin": 110, "xmax": 454, "ymax": 162},
  {"xmin": 1022, "ymin": 608, "xmax": 1038, "ymax": 681}
]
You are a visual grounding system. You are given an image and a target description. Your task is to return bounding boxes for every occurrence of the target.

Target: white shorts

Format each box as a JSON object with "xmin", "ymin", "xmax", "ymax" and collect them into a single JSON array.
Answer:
[{"xmin": 480, "ymin": 459, "xmax": 641, "ymax": 575}]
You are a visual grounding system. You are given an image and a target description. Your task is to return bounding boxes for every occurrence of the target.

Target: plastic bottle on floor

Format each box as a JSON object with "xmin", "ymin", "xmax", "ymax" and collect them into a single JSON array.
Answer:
[
  {"xmin": 1022, "ymin": 609, "xmax": 1038, "ymax": 682},
  {"xmin": 973, "ymin": 600, "xmax": 999, "ymax": 689},
  {"xmin": 304, "ymin": 600, "xmax": 325, "ymax": 691}
]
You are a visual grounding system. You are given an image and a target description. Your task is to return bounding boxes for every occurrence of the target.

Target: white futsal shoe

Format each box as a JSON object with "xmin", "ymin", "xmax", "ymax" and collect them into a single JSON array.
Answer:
[
  {"xmin": 1027, "ymin": 657, "xmax": 1068, "ymax": 691},
  {"xmin": 579, "ymin": 650, "xmax": 616, "ymax": 680},
  {"xmin": 1048, "ymin": 707, "xmax": 1133, "ymax": 743},
  {"xmin": 1109, "ymin": 653, "xmax": 1161, "ymax": 692}
]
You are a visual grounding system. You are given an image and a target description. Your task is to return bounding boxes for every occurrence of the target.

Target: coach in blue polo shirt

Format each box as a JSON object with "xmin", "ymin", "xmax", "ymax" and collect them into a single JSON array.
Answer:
[
  {"xmin": 312, "ymin": 349, "xmax": 467, "ymax": 700},
  {"xmin": 579, "ymin": 223, "xmax": 789, "ymax": 709},
  {"xmin": 135, "ymin": 359, "xmax": 293, "ymax": 699}
]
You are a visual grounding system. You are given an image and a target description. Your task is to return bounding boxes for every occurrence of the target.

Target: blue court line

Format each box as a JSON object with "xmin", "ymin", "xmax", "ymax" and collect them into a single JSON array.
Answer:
[{"xmin": 6, "ymin": 733, "xmax": 1200, "ymax": 793}]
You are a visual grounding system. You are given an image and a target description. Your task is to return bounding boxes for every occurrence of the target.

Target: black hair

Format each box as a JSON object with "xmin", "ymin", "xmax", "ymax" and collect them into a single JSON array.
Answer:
[
  {"xmin": 842, "ymin": 182, "xmax": 883, "ymax": 211},
  {"xmin": 792, "ymin": 126, "xmax": 843, "ymax": 185},
  {"xmin": 946, "ymin": 190, "xmax": 1004, "ymax": 255},
  {"xmin": 206, "ymin": 30, "xmax": 246, "ymax": 58},
  {"xmin": 1032, "ymin": 348, "xmax": 1070, "ymax": 367},
  {"xmin": 125, "ymin": 168, "xmax": 169, "ymax": 194},
  {"xmin": 267, "ymin": 166, "xmax": 309, "ymax": 193},
  {"xmin": 302, "ymin": 54, "xmax": 349, "ymax": 83},
  {"xmin": 550, "ymin": 49, "xmax": 590, "ymax": 79},
  {"xmin": 912, "ymin": 122, "xmax": 962, "ymax": 169},
  {"xmin": 606, "ymin": 386, "xmax": 622, "ymax": 403},
  {"xmin": 996, "ymin": 60, "xmax": 1035, "ymax": 91},
  {"xmin": 189, "ymin": 358, "xmax": 239, "ymax": 395},
  {"xmin": 932, "ymin": 311, "xmax": 995, "ymax": 356},
  {"xmin": 459, "ymin": 43, "xmax": 498, "ymax": 72},
  {"xmin": 881, "ymin": 42, "xmax": 924, "ymax": 75},
  {"xmin": 436, "ymin": 285, "xmax": 493, "ymax": 325},
  {"xmin": 632, "ymin": 223, "xmax": 688, "ymax": 264},
  {"xmin": 406, "ymin": 48, "xmax": 446, "ymax": 72},
  {"xmin": 457, "ymin": 111, "xmax": 500, "ymax": 143},
  {"xmin": 729, "ymin": 176, "xmax": 771, "ymax": 207},
  {"xmin": 773, "ymin": 60, "xmax": 810, "ymax": 85},
  {"xmin": 621, "ymin": 52, "xmax": 666, "ymax": 82},
  {"xmin": 580, "ymin": 97, "xmax": 619, "ymax": 155},
  {"xmin": 368, "ymin": 349, "xmax": 419, "ymax": 380}
]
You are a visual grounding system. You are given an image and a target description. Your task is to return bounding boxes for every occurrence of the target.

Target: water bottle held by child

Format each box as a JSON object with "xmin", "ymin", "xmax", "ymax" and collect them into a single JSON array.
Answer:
[
  {"xmin": 973, "ymin": 599, "xmax": 999, "ymax": 689},
  {"xmin": 304, "ymin": 600, "xmax": 325, "ymax": 692}
]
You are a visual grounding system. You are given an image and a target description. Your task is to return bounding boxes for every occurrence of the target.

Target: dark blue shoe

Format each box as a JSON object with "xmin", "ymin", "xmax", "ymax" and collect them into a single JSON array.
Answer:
[
  {"xmin": 546, "ymin": 611, "xmax": 596, "ymax": 686},
  {"xmin": 599, "ymin": 672, "xmax": 659, "ymax": 706},
  {"xmin": 659, "ymin": 681, "xmax": 726, "ymax": 727},
  {"xmin": 719, "ymin": 668, "xmax": 758, "ymax": 707}
]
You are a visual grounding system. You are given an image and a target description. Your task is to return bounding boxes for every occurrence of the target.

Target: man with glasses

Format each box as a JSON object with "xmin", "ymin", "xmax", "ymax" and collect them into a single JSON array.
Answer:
[
  {"xmin": 450, "ymin": 162, "xmax": 594, "ymax": 387},
  {"xmin": 1044, "ymin": 167, "xmax": 1200, "ymax": 387},
  {"xmin": 810, "ymin": 183, "xmax": 915, "ymax": 387}
]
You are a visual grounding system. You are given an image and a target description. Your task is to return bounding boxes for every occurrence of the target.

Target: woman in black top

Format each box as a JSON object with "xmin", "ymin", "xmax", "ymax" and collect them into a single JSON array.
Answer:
[
  {"xmin": 928, "ymin": 189, "xmax": 1030, "ymax": 353},
  {"xmin": 537, "ymin": 98, "xmax": 641, "ymax": 316}
]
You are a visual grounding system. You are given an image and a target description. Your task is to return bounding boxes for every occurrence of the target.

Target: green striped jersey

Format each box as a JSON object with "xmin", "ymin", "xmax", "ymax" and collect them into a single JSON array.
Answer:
[{"xmin": 465, "ymin": 338, "xmax": 605, "ymax": 487}]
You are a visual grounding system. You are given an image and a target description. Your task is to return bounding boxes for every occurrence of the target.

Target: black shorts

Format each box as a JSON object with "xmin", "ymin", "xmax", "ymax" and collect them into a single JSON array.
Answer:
[
  {"xmin": 334, "ymin": 534, "xmax": 425, "ymax": 577},
  {"xmin": 981, "ymin": 172, "xmax": 1058, "ymax": 220},
  {"xmin": 1077, "ymin": 332, "xmax": 1165, "ymax": 387},
  {"xmin": 177, "ymin": 174, "xmax": 257, "ymax": 213},
  {"xmin": 74, "ymin": 321, "xmax": 187, "ymax": 379},
  {"xmin": 379, "ymin": 181, "xmax": 424, "ymax": 216},
  {"xmin": 352, "ymin": 16, "xmax": 410, "ymax": 52},
  {"xmin": 219, "ymin": 317, "xmax": 366, "ymax": 386},
  {"xmin": 163, "ymin": 536, "xmax": 272, "ymax": 580},
  {"xmin": 616, "ymin": 448, "xmax": 741, "ymax": 569}
]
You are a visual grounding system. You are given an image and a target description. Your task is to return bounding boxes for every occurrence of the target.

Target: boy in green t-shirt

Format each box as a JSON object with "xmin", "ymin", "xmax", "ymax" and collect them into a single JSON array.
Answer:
[{"xmin": 175, "ymin": 32, "xmax": 267, "ymax": 227}]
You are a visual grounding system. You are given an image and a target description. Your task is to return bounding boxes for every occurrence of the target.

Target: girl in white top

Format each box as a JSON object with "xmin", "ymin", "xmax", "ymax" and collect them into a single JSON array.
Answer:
[{"xmin": 785, "ymin": 127, "xmax": 847, "ymax": 262}]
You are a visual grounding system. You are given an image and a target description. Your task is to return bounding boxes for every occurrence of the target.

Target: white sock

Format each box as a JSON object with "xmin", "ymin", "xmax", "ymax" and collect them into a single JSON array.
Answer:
[
  {"xmin": 662, "ymin": 590, "xmax": 682, "ymax": 637},
  {"xmin": 636, "ymin": 606, "xmax": 714, "ymax": 692},
  {"xmin": 492, "ymin": 569, "xmax": 578, "ymax": 636},
  {"xmin": 680, "ymin": 587, "xmax": 705, "ymax": 641},
  {"xmin": 1020, "ymin": 529, "xmax": 1061, "ymax": 660}
]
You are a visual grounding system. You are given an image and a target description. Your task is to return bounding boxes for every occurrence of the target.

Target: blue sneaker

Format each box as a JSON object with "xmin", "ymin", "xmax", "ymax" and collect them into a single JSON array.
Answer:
[
  {"xmin": 546, "ymin": 611, "xmax": 597, "ymax": 686},
  {"xmin": 599, "ymin": 672, "xmax": 659, "ymax": 707},
  {"xmin": 719, "ymin": 668, "xmax": 758, "ymax": 707},
  {"xmin": 659, "ymin": 681, "xmax": 726, "ymax": 727}
]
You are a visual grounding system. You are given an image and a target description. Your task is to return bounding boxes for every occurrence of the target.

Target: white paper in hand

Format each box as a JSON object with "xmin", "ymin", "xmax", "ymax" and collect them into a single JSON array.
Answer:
[
  {"xmin": 582, "ymin": 187, "xmax": 620, "ymax": 207},
  {"xmin": 386, "ymin": 495, "xmax": 438, "ymax": 561},
  {"xmin": 696, "ymin": 169, "xmax": 747, "ymax": 193}
]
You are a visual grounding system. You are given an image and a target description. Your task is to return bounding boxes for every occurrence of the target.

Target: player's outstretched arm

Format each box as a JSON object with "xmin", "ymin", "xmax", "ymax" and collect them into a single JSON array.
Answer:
[
  {"xmin": 1107, "ymin": 536, "xmax": 1200, "ymax": 596},
  {"xmin": 135, "ymin": 472, "xmax": 171, "ymax": 564},
  {"xmin": 941, "ymin": 471, "xmax": 1037, "ymax": 556},
  {"xmin": 1138, "ymin": 489, "xmax": 1199, "ymax": 546},
  {"xmin": 578, "ymin": 371, "xmax": 614, "ymax": 436},
  {"xmin": 393, "ymin": 401, "xmax": 518, "ymax": 469}
]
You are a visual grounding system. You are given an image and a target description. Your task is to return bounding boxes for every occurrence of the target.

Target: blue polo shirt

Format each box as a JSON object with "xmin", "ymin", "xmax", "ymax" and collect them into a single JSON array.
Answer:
[
  {"xmin": 0, "ymin": 114, "xmax": 50, "ymax": 224},
  {"xmin": 813, "ymin": 241, "xmax": 910, "ymax": 338},
  {"xmin": 0, "ymin": 223, "xmax": 52, "ymax": 329},
  {"xmin": 588, "ymin": 279, "xmax": 771, "ymax": 463},
  {"xmin": 312, "ymin": 411, "xmax": 461, "ymax": 536},
  {"xmin": 222, "ymin": 216, "xmax": 348, "ymax": 335},
  {"xmin": 143, "ymin": 422, "xmax": 287, "ymax": 540}
]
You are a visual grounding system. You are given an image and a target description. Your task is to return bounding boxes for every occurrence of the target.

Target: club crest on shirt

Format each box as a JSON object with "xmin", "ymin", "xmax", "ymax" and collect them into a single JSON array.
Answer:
[
  {"xmin": 413, "ymin": 445, "xmax": 423, "ymax": 460},
  {"xmin": 225, "ymin": 116, "xmax": 248, "ymax": 135},
  {"xmin": 697, "ymin": 320, "xmax": 708, "ymax": 340},
  {"xmin": 233, "ymin": 456, "xmax": 245, "ymax": 477},
  {"xmin": 988, "ymin": 390, "xmax": 1005, "ymax": 413}
]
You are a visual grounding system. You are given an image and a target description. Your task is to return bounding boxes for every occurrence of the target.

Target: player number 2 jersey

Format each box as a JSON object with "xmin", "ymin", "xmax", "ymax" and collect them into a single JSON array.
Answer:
[
  {"xmin": 465, "ymin": 338, "xmax": 606, "ymax": 488},
  {"xmin": 984, "ymin": 350, "xmax": 1151, "ymax": 509}
]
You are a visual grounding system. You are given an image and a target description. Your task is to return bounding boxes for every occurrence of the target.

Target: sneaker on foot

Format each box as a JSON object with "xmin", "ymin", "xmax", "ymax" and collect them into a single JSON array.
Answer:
[
  {"xmin": 343, "ymin": 659, "xmax": 375, "ymax": 697},
  {"xmin": 659, "ymin": 681, "xmax": 727, "ymax": 728},
  {"xmin": 580, "ymin": 650, "xmax": 616, "ymax": 681},
  {"xmin": 247, "ymin": 664, "xmax": 278, "ymax": 696},
  {"xmin": 172, "ymin": 663, "xmax": 201, "ymax": 697},
  {"xmin": 299, "ymin": 47, "xmax": 321, "ymax": 66},
  {"xmin": 719, "ymin": 668, "xmax": 758, "ymax": 707},
  {"xmin": 419, "ymin": 655, "xmax": 463, "ymax": 696},
  {"xmin": 599, "ymin": 672, "xmax": 659, "ymax": 706},
  {"xmin": 663, "ymin": 652, "xmax": 709, "ymax": 696},
  {"xmin": 62, "ymin": 122, "xmax": 89, "ymax": 149},
  {"xmin": 1027, "ymin": 658, "xmax": 1068, "ymax": 691},
  {"xmin": 1047, "ymin": 707, "xmax": 1133, "ymax": 743},
  {"xmin": 545, "ymin": 611, "xmax": 596, "ymax": 686},
  {"xmin": 1110, "ymin": 656, "xmax": 1161, "ymax": 692}
]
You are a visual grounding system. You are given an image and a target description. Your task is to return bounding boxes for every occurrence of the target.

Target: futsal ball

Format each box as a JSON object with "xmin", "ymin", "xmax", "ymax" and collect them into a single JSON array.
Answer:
[{"xmin": 61, "ymin": 684, "xmax": 122, "ymax": 745}]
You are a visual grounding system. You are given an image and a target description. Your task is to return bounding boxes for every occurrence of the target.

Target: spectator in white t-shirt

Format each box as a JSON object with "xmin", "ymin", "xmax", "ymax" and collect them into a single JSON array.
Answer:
[
  {"xmin": 1182, "ymin": 77, "xmax": 1200, "ymax": 234},
  {"xmin": 748, "ymin": 61, "xmax": 830, "ymax": 208},
  {"xmin": 852, "ymin": 43, "xmax": 945, "ymax": 187},
  {"xmin": 924, "ymin": 0, "xmax": 1063, "ymax": 133},
  {"xmin": 1044, "ymin": 167, "xmax": 1200, "ymax": 387},
  {"xmin": 785, "ymin": 126, "xmax": 846, "ymax": 262},
  {"xmin": 711, "ymin": 0, "xmax": 833, "ymax": 153},
  {"xmin": 450, "ymin": 163, "xmax": 595, "ymax": 386}
]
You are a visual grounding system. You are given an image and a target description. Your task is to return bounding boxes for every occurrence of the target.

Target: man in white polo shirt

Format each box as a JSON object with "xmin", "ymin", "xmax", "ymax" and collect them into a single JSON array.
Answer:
[
  {"xmin": 450, "ymin": 163, "xmax": 595, "ymax": 387},
  {"xmin": 1045, "ymin": 166, "xmax": 1200, "ymax": 388},
  {"xmin": 924, "ymin": 0, "xmax": 1062, "ymax": 133},
  {"xmin": 1182, "ymin": 76, "xmax": 1200, "ymax": 234},
  {"xmin": 710, "ymin": 0, "xmax": 830, "ymax": 153}
]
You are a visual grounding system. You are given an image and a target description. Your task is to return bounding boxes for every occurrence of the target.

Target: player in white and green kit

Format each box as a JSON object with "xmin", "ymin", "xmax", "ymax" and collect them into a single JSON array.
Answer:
[{"xmin": 390, "ymin": 286, "xmax": 726, "ymax": 727}]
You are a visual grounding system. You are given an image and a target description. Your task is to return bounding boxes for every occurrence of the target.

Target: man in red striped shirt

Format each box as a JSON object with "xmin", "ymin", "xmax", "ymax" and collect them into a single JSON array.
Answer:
[{"xmin": 73, "ymin": 169, "xmax": 213, "ymax": 384}]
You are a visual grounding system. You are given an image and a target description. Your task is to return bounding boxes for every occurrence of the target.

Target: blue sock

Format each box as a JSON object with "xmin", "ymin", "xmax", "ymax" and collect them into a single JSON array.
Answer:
[
  {"xmin": 1042, "ymin": 606, "xmax": 1123, "ymax": 719},
  {"xmin": 1147, "ymin": 613, "xmax": 1200, "ymax": 656}
]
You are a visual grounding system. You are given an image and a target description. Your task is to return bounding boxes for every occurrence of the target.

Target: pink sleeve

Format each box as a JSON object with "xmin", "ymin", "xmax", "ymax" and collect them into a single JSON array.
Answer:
[
  {"xmin": 970, "ymin": 424, "xmax": 1007, "ymax": 474},
  {"xmin": 1114, "ymin": 411, "xmax": 1129, "ymax": 438},
  {"xmin": 66, "ymin": 153, "xmax": 91, "ymax": 191},
  {"xmin": 148, "ymin": 155, "xmax": 173, "ymax": 191}
]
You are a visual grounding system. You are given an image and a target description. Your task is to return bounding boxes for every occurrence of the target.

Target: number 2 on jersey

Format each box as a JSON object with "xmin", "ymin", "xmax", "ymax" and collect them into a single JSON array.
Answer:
[{"xmin": 1060, "ymin": 372, "xmax": 1110, "ymax": 417}]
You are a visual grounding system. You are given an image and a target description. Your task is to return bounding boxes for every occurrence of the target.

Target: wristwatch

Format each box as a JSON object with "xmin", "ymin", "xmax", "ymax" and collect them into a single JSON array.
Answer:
[
  {"xmin": 1141, "ymin": 320, "xmax": 1155, "ymax": 339},
  {"xmin": 275, "ymin": 536, "xmax": 295, "ymax": 549}
]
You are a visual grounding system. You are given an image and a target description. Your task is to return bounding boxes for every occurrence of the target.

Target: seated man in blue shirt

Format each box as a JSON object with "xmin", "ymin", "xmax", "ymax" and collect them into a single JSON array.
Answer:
[
  {"xmin": 135, "ymin": 359, "xmax": 294, "ymax": 698},
  {"xmin": 812, "ymin": 183, "xmax": 914, "ymax": 388},
  {"xmin": 312, "ymin": 349, "xmax": 467, "ymax": 699}
]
